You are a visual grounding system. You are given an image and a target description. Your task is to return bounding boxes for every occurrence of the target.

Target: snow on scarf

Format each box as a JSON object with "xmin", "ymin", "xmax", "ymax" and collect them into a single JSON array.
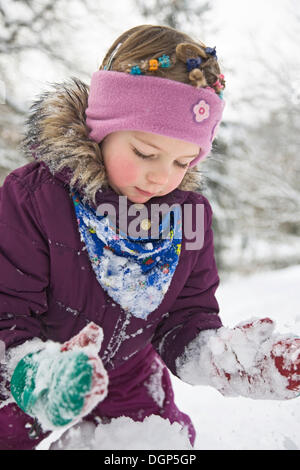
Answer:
[{"xmin": 72, "ymin": 191, "xmax": 182, "ymax": 319}]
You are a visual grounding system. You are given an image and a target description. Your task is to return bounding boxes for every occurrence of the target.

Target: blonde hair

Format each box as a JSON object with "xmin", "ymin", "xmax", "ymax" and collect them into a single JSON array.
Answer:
[{"xmin": 100, "ymin": 24, "xmax": 225, "ymax": 96}]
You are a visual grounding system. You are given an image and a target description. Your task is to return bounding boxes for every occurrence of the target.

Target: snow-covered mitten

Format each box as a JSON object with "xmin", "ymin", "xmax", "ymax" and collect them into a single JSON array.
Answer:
[
  {"xmin": 10, "ymin": 322, "xmax": 108, "ymax": 429},
  {"xmin": 177, "ymin": 318, "xmax": 300, "ymax": 400}
]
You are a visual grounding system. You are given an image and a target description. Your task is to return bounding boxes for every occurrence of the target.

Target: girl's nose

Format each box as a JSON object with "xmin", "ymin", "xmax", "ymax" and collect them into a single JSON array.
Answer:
[{"xmin": 146, "ymin": 166, "xmax": 170, "ymax": 186}]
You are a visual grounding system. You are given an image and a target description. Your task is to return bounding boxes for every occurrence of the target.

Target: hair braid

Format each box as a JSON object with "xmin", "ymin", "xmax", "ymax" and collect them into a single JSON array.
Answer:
[{"xmin": 100, "ymin": 25, "xmax": 226, "ymax": 95}]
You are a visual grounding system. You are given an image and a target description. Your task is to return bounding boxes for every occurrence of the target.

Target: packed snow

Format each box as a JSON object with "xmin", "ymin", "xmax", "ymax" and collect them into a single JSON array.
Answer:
[
  {"xmin": 36, "ymin": 265, "xmax": 300, "ymax": 450},
  {"xmin": 49, "ymin": 416, "xmax": 192, "ymax": 451},
  {"xmin": 176, "ymin": 316, "xmax": 299, "ymax": 400}
]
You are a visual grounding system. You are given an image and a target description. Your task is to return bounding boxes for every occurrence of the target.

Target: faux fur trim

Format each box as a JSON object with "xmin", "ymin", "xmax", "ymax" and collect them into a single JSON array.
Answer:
[{"xmin": 22, "ymin": 78, "xmax": 202, "ymax": 204}]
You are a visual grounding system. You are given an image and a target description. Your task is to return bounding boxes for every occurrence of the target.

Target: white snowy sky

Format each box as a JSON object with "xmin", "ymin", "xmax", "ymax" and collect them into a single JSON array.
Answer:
[{"xmin": 205, "ymin": 0, "xmax": 300, "ymax": 121}]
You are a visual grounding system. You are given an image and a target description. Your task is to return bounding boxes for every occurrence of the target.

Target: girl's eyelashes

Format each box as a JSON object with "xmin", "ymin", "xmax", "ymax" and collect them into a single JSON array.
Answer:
[
  {"xmin": 132, "ymin": 147, "xmax": 152, "ymax": 159},
  {"xmin": 132, "ymin": 147, "xmax": 189, "ymax": 169},
  {"xmin": 176, "ymin": 161, "xmax": 189, "ymax": 169}
]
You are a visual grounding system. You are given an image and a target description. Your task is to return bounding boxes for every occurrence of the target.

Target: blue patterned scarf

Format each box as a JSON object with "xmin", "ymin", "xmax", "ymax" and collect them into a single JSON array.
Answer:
[{"xmin": 72, "ymin": 191, "xmax": 182, "ymax": 319}]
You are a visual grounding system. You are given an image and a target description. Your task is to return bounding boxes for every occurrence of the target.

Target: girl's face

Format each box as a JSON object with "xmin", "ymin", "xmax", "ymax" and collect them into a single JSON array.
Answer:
[{"xmin": 101, "ymin": 130, "xmax": 200, "ymax": 203}]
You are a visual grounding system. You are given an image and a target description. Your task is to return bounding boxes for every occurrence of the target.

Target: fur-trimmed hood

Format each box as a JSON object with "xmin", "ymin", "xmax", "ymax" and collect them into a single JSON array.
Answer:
[{"xmin": 22, "ymin": 78, "xmax": 201, "ymax": 205}]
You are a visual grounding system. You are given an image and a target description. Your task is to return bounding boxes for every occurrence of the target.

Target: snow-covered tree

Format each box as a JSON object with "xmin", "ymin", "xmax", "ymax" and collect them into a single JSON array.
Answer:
[
  {"xmin": 0, "ymin": 0, "xmax": 104, "ymax": 183},
  {"xmin": 135, "ymin": 0, "xmax": 211, "ymax": 31}
]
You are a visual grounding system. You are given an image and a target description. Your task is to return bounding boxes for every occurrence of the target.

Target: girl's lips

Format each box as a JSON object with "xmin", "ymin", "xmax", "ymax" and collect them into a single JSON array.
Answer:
[{"xmin": 135, "ymin": 187, "xmax": 155, "ymax": 197}]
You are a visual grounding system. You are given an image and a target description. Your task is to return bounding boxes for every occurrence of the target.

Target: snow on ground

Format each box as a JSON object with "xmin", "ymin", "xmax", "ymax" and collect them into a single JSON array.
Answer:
[
  {"xmin": 48, "ymin": 416, "xmax": 192, "ymax": 451},
  {"xmin": 39, "ymin": 265, "xmax": 300, "ymax": 450}
]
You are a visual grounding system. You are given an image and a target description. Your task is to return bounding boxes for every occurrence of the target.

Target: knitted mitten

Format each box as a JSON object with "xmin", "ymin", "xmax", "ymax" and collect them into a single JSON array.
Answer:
[
  {"xmin": 10, "ymin": 322, "xmax": 108, "ymax": 429},
  {"xmin": 177, "ymin": 318, "xmax": 300, "ymax": 400}
]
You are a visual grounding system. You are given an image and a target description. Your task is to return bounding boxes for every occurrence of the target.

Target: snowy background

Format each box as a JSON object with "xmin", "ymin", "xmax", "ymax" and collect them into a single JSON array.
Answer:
[{"xmin": 1, "ymin": 0, "xmax": 299, "ymax": 451}]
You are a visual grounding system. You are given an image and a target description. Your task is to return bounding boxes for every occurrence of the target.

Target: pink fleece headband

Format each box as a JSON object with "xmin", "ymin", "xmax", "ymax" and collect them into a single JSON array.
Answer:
[{"xmin": 85, "ymin": 71, "xmax": 225, "ymax": 166}]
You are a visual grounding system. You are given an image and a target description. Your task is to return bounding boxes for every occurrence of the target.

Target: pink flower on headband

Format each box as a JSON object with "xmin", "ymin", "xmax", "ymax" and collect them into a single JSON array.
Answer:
[{"xmin": 193, "ymin": 100, "xmax": 210, "ymax": 123}]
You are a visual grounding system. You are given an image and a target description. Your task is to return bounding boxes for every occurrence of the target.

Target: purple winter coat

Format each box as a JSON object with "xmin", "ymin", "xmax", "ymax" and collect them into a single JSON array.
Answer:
[{"xmin": 0, "ymin": 79, "xmax": 222, "ymax": 450}]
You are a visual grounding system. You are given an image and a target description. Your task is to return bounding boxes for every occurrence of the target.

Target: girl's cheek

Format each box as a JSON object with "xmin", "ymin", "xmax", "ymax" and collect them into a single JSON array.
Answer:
[
  {"xmin": 163, "ymin": 172, "xmax": 186, "ymax": 194},
  {"xmin": 106, "ymin": 155, "xmax": 139, "ymax": 185}
]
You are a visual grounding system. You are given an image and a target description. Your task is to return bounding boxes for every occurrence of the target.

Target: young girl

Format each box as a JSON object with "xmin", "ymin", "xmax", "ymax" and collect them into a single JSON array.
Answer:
[{"xmin": 0, "ymin": 25, "xmax": 299, "ymax": 450}]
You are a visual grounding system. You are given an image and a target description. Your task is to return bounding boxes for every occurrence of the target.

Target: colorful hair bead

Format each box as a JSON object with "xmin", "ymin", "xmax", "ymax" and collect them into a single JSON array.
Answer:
[
  {"xmin": 186, "ymin": 57, "xmax": 202, "ymax": 72},
  {"xmin": 158, "ymin": 54, "xmax": 170, "ymax": 68},
  {"xmin": 212, "ymin": 79, "xmax": 224, "ymax": 89},
  {"xmin": 205, "ymin": 46, "xmax": 218, "ymax": 60},
  {"xmin": 130, "ymin": 65, "xmax": 143, "ymax": 75},
  {"xmin": 149, "ymin": 59, "xmax": 159, "ymax": 71}
]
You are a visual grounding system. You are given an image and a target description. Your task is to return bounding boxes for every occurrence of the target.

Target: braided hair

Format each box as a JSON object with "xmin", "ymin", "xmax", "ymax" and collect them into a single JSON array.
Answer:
[{"xmin": 100, "ymin": 24, "xmax": 225, "ymax": 97}]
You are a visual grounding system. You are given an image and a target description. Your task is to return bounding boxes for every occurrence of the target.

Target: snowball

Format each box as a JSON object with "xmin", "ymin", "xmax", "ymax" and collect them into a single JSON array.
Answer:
[{"xmin": 49, "ymin": 415, "xmax": 192, "ymax": 450}]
